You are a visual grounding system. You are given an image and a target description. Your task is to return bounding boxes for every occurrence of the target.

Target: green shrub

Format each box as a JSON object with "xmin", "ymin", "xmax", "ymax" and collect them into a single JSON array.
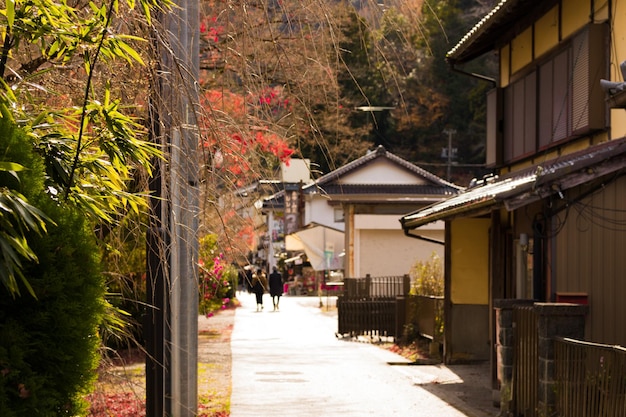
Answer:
[
  {"xmin": 99, "ymin": 212, "xmax": 149, "ymax": 350},
  {"xmin": 406, "ymin": 252, "xmax": 444, "ymax": 343},
  {"xmin": 409, "ymin": 252, "xmax": 443, "ymax": 296},
  {"xmin": 101, "ymin": 271, "xmax": 146, "ymax": 350},
  {"xmin": 0, "ymin": 122, "xmax": 105, "ymax": 416}
]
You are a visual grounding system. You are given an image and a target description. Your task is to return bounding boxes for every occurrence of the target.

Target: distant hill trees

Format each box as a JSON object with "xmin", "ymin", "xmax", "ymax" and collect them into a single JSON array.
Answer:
[{"xmin": 198, "ymin": 0, "xmax": 495, "ymax": 184}]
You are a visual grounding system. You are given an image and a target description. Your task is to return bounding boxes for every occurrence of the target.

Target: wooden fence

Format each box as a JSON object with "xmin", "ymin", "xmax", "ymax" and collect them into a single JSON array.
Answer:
[
  {"xmin": 336, "ymin": 275, "xmax": 409, "ymax": 339},
  {"xmin": 342, "ymin": 274, "xmax": 410, "ymax": 298},
  {"xmin": 512, "ymin": 305, "xmax": 539, "ymax": 417},
  {"xmin": 409, "ymin": 295, "xmax": 444, "ymax": 342},
  {"xmin": 506, "ymin": 304, "xmax": 623, "ymax": 416},
  {"xmin": 555, "ymin": 337, "xmax": 626, "ymax": 417}
]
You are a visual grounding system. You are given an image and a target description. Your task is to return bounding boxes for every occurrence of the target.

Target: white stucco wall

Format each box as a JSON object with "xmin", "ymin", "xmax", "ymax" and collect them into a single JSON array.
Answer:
[
  {"xmin": 280, "ymin": 158, "xmax": 312, "ymax": 183},
  {"xmin": 304, "ymin": 195, "xmax": 345, "ymax": 231},
  {"xmin": 337, "ymin": 159, "xmax": 428, "ymax": 185},
  {"xmin": 351, "ymin": 212, "xmax": 445, "ymax": 278}
]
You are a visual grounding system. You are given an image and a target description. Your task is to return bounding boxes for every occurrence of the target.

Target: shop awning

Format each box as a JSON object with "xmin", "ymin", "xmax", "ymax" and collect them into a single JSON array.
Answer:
[
  {"xmin": 401, "ymin": 138, "xmax": 626, "ymax": 231},
  {"xmin": 283, "ymin": 253, "xmax": 305, "ymax": 265},
  {"xmin": 285, "ymin": 225, "xmax": 345, "ymax": 271}
]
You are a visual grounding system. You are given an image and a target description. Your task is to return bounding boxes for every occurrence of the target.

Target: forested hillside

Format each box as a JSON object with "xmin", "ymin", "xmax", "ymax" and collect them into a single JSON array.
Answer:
[{"xmin": 199, "ymin": 0, "xmax": 496, "ymax": 185}]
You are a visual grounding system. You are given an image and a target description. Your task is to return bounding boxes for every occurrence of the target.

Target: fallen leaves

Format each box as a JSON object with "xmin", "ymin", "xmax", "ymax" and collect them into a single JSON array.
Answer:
[{"xmin": 88, "ymin": 391, "xmax": 145, "ymax": 417}]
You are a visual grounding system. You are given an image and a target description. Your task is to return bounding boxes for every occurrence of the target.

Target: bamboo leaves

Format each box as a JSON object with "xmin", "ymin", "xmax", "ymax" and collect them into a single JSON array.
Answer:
[
  {"xmin": 0, "ymin": 0, "xmax": 165, "ymax": 296},
  {"xmin": 0, "ymin": 188, "xmax": 49, "ymax": 297}
]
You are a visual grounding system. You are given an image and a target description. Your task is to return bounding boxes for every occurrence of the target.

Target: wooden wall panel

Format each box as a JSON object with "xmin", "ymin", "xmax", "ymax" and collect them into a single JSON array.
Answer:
[{"xmin": 554, "ymin": 176, "xmax": 626, "ymax": 346}]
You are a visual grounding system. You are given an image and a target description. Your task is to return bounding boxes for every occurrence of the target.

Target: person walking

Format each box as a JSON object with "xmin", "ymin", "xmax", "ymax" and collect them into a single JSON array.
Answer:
[
  {"xmin": 268, "ymin": 266, "xmax": 283, "ymax": 311},
  {"xmin": 244, "ymin": 267, "xmax": 253, "ymax": 293},
  {"xmin": 251, "ymin": 268, "xmax": 267, "ymax": 312}
]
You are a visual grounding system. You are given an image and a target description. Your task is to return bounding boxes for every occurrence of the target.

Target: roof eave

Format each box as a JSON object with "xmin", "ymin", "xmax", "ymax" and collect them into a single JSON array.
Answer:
[
  {"xmin": 447, "ymin": 0, "xmax": 514, "ymax": 64},
  {"xmin": 400, "ymin": 198, "xmax": 496, "ymax": 229},
  {"xmin": 330, "ymin": 195, "xmax": 453, "ymax": 205},
  {"xmin": 447, "ymin": 0, "xmax": 557, "ymax": 65},
  {"xmin": 401, "ymin": 138, "xmax": 626, "ymax": 231}
]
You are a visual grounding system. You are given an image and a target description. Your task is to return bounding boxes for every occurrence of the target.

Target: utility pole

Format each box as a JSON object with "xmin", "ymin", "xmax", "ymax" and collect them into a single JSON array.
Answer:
[
  {"xmin": 146, "ymin": 0, "xmax": 200, "ymax": 415},
  {"xmin": 443, "ymin": 129, "xmax": 456, "ymax": 181}
]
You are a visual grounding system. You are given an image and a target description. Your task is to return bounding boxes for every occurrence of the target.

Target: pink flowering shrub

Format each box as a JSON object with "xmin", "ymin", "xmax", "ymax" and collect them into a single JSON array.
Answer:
[{"xmin": 198, "ymin": 235, "xmax": 238, "ymax": 315}]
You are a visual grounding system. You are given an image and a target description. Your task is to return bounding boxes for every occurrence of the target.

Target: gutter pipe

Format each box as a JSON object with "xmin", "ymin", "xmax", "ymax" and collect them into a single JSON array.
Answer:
[
  {"xmin": 402, "ymin": 229, "xmax": 445, "ymax": 246},
  {"xmin": 447, "ymin": 58, "xmax": 497, "ymax": 88}
]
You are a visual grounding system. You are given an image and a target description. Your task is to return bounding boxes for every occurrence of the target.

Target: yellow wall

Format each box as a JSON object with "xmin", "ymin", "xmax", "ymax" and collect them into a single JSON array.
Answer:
[
  {"xmin": 594, "ymin": 0, "xmax": 608, "ymax": 22},
  {"xmin": 611, "ymin": 1, "xmax": 626, "ymax": 64},
  {"xmin": 502, "ymin": 0, "xmax": 595, "ymax": 79},
  {"xmin": 534, "ymin": 6, "xmax": 559, "ymax": 58},
  {"xmin": 610, "ymin": 109, "xmax": 626, "ymax": 139},
  {"xmin": 510, "ymin": 27, "xmax": 533, "ymax": 74},
  {"xmin": 496, "ymin": 0, "xmax": 626, "ymax": 141},
  {"xmin": 562, "ymin": 0, "xmax": 589, "ymax": 39},
  {"xmin": 500, "ymin": 44, "xmax": 510, "ymax": 87},
  {"xmin": 610, "ymin": 1, "xmax": 626, "ymax": 139},
  {"xmin": 450, "ymin": 218, "xmax": 490, "ymax": 305}
]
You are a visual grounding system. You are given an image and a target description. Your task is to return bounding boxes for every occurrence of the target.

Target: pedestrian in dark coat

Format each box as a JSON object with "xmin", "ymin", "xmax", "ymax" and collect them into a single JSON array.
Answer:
[
  {"xmin": 251, "ymin": 269, "xmax": 267, "ymax": 311},
  {"xmin": 269, "ymin": 266, "xmax": 283, "ymax": 311},
  {"xmin": 245, "ymin": 268, "xmax": 253, "ymax": 292}
]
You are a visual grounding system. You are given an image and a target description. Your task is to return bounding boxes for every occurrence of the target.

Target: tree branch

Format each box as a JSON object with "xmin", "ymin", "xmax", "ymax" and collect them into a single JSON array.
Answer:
[
  {"xmin": 64, "ymin": 0, "xmax": 116, "ymax": 200},
  {"xmin": 0, "ymin": 28, "xmax": 13, "ymax": 80}
]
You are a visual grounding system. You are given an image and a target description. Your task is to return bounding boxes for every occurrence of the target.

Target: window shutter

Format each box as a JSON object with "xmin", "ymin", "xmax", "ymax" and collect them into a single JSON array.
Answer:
[
  {"xmin": 504, "ymin": 86, "xmax": 514, "ymax": 162},
  {"xmin": 523, "ymin": 72, "xmax": 537, "ymax": 155},
  {"xmin": 572, "ymin": 27, "xmax": 590, "ymax": 132},
  {"xmin": 571, "ymin": 24, "xmax": 606, "ymax": 134},
  {"xmin": 486, "ymin": 88, "xmax": 502, "ymax": 167},
  {"xmin": 552, "ymin": 50, "xmax": 569, "ymax": 142},
  {"xmin": 500, "ymin": 23, "xmax": 607, "ymax": 165},
  {"xmin": 538, "ymin": 61, "xmax": 553, "ymax": 148}
]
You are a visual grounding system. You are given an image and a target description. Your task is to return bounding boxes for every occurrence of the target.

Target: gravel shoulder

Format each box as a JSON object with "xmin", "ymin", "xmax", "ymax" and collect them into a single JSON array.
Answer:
[
  {"xmin": 198, "ymin": 308, "xmax": 235, "ymax": 416},
  {"xmin": 91, "ymin": 308, "xmax": 236, "ymax": 417}
]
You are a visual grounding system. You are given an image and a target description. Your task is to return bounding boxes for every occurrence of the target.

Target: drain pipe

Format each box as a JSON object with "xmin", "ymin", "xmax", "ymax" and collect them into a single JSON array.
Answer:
[
  {"xmin": 447, "ymin": 58, "xmax": 497, "ymax": 87},
  {"xmin": 400, "ymin": 61, "xmax": 496, "ymax": 246},
  {"xmin": 403, "ymin": 228, "xmax": 445, "ymax": 246}
]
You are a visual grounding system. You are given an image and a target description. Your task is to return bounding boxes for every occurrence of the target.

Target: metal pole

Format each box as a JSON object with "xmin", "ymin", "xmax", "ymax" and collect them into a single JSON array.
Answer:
[
  {"xmin": 167, "ymin": 0, "xmax": 200, "ymax": 411},
  {"xmin": 443, "ymin": 129, "xmax": 456, "ymax": 181},
  {"xmin": 145, "ymin": 225, "xmax": 167, "ymax": 417},
  {"xmin": 146, "ymin": 0, "xmax": 199, "ymax": 414}
]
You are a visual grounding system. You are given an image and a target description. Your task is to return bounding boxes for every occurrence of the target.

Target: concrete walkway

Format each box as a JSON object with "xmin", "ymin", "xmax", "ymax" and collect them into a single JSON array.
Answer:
[{"xmin": 230, "ymin": 292, "xmax": 498, "ymax": 417}]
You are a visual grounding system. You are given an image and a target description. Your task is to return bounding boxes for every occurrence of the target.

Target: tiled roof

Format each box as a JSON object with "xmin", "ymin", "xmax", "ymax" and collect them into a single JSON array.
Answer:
[
  {"xmin": 307, "ymin": 145, "xmax": 461, "ymax": 191},
  {"xmin": 401, "ymin": 138, "xmax": 626, "ymax": 229},
  {"xmin": 447, "ymin": 0, "xmax": 557, "ymax": 65},
  {"xmin": 262, "ymin": 146, "xmax": 461, "ymax": 210},
  {"xmin": 315, "ymin": 184, "xmax": 458, "ymax": 196}
]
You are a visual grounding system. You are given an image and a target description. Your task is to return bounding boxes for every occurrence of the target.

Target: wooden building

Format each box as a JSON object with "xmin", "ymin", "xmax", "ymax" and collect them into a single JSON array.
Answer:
[{"xmin": 401, "ymin": 0, "xmax": 626, "ymax": 365}]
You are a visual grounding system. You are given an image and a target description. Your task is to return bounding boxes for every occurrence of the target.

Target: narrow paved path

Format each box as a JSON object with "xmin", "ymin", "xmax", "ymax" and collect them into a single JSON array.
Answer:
[{"xmin": 230, "ymin": 292, "xmax": 497, "ymax": 417}]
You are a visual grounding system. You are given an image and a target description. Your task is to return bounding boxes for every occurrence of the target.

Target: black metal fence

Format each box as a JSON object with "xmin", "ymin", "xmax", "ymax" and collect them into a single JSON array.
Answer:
[
  {"xmin": 343, "ymin": 274, "xmax": 410, "ymax": 299},
  {"xmin": 337, "ymin": 275, "xmax": 410, "ymax": 339},
  {"xmin": 555, "ymin": 337, "xmax": 626, "ymax": 417},
  {"xmin": 512, "ymin": 305, "xmax": 539, "ymax": 417}
]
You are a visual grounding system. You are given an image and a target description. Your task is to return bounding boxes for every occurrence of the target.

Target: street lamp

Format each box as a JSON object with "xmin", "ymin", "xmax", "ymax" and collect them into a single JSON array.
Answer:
[
  {"xmin": 354, "ymin": 106, "xmax": 396, "ymax": 111},
  {"xmin": 354, "ymin": 106, "xmax": 396, "ymax": 148}
]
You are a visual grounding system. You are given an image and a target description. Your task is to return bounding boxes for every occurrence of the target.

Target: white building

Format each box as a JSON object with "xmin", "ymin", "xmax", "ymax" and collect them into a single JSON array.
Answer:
[{"xmin": 263, "ymin": 146, "xmax": 461, "ymax": 278}]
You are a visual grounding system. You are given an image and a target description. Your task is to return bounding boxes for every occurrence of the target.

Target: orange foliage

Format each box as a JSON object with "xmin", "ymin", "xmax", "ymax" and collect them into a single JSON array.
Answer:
[{"xmin": 200, "ymin": 88, "xmax": 294, "ymax": 185}]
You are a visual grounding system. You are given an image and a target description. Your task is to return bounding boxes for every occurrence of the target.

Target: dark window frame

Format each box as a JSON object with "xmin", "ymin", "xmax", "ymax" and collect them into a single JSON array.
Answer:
[{"xmin": 501, "ymin": 24, "xmax": 607, "ymax": 165}]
